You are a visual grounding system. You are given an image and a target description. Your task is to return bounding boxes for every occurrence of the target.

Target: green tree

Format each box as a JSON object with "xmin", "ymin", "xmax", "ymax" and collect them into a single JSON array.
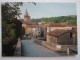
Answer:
[
  {"xmin": 2, "ymin": 2, "xmax": 36, "ymax": 56},
  {"xmin": 2, "ymin": 2, "xmax": 23, "ymax": 21},
  {"xmin": 2, "ymin": 2, "xmax": 23, "ymax": 45},
  {"xmin": 32, "ymin": 15, "xmax": 77, "ymax": 23},
  {"xmin": 67, "ymin": 20, "xmax": 77, "ymax": 26},
  {"xmin": 2, "ymin": 2, "xmax": 23, "ymax": 56}
]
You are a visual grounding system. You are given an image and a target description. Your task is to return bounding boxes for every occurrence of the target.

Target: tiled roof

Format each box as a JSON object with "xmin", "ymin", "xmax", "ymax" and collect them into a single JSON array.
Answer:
[
  {"xmin": 48, "ymin": 22, "xmax": 70, "ymax": 27},
  {"xmin": 48, "ymin": 29, "xmax": 71, "ymax": 36}
]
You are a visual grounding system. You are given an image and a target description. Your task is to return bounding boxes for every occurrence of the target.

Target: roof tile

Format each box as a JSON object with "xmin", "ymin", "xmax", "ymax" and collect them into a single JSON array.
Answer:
[{"xmin": 48, "ymin": 29, "xmax": 71, "ymax": 36}]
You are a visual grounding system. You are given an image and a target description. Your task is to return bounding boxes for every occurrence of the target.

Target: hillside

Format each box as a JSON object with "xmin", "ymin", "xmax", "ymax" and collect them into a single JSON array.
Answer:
[{"xmin": 32, "ymin": 15, "xmax": 77, "ymax": 26}]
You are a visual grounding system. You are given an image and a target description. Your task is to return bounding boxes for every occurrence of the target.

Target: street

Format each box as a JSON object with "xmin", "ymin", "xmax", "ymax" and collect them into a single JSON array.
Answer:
[{"xmin": 21, "ymin": 38, "xmax": 60, "ymax": 57}]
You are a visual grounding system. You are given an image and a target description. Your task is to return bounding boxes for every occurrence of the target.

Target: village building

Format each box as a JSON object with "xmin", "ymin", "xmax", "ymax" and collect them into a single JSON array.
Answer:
[
  {"xmin": 38, "ymin": 21, "xmax": 46, "ymax": 26},
  {"xmin": 23, "ymin": 9, "xmax": 31, "ymax": 36},
  {"xmin": 19, "ymin": 9, "xmax": 43, "ymax": 38},
  {"xmin": 39, "ymin": 22, "xmax": 72, "ymax": 41},
  {"xmin": 42, "ymin": 22, "xmax": 77, "ymax": 52},
  {"xmin": 34, "ymin": 25, "xmax": 42, "ymax": 38},
  {"xmin": 19, "ymin": 9, "xmax": 37, "ymax": 37},
  {"xmin": 30, "ymin": 23, "xmax": 37, "ymax": 37},
  {"xmin": 47, "ymin": 29, "xmax": 73, "ymax": 45},
  {"xmin": 47, "ymin": 29, "xmax": 77, "ymax": 52},
  {"xmin": 40, "ymin": 23, "xmax": 48, "ymax": 40},
  {"xmin": 47, "ymin": 22, "xmax": 72, "ymax": 33}
]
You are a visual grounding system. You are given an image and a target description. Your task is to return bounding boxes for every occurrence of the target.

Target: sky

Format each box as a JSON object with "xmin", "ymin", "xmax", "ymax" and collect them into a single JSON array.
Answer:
[{"xmin": 19, "ymin": 2, "xmax": 77, "ymax": 19}]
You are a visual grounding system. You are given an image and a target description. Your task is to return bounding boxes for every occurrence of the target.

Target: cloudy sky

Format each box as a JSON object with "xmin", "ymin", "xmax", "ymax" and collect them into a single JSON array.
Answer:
[{"xmin": 19, "ymin": 2, "xmax": 77, "ymax": 19}]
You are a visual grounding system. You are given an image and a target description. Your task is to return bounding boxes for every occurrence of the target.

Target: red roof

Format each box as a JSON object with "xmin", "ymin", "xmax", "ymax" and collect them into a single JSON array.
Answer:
[
  {"xmin": 48, "ymin": 22, "xmax": 70, "ymax": 27},
  {"xmin": 48, "ymin": 22, "xmax": 56, "ymax": 27},
  {"xmin": 48, "ymin": 29, "xmax": 71, "ymax": 36}
]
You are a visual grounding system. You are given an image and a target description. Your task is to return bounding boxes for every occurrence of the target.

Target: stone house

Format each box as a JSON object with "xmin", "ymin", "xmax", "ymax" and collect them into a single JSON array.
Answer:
[
  {"xmin": 47, "ymin": 29, "xmax": 77, "ymax": 51},
  {"xmin": 47, "ymin": 29, "xmax": 73, "ymax": 44},
  {"xmin": 47, "ymin": 22, "xmax": 72, "ymax": 33}
]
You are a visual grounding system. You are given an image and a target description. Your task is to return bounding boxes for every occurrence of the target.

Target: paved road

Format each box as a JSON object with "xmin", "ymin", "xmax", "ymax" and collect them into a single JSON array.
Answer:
[{"xmin": 21, "ymin": 39, "xmax": 60, "ymax": 57}]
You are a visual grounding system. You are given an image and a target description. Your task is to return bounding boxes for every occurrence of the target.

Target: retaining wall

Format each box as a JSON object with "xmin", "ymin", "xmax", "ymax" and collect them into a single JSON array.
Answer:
[{"xmin": 33, "ymin": 40, "xmax": 74, "ymax": 52}]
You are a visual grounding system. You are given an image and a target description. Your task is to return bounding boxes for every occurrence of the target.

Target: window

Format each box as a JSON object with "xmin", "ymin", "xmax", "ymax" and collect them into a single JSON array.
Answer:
[{"xmin": 70, "ymin": 32, "xmax": 72, "ymax": 38}]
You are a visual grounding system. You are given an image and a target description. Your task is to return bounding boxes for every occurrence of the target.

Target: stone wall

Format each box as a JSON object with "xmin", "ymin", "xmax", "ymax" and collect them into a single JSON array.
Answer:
[
  {"xmin": 47, "ymin": 35, "xmax": 57, "ymax": 44},
  {"xmin": 33, "ymin": 40, "xmax": 57, "ymax": 51},
  {"xmin": 57, "ymin": 31, "xmax": 73, "ymax": 45},
  {"xmin": 33, "ymin": 40, "xmax": 74, "ymax": 52},
  {"xmin": 47, "ymin": 31, "xmax": 74, "ymax": 45}
]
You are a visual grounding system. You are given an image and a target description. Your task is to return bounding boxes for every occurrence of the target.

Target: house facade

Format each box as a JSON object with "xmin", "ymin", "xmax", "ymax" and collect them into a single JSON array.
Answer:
[
  {"xmin": 34, "ymin": 25, "xmax": 42, "ymax": 38},
  {"xmin": 47, "ymin": 22, "xmax": 72, "ymax": 33},
  {"xmin": 47, "ymin": 29, "xmax": 77, "ymax": 52},
  {"xmin": 45, "ymin": 22, "xmax": 77, "ymax": 52},
  {"xmin": 47, "ymin": 29, "xmax": 74, "ymax": 45}
]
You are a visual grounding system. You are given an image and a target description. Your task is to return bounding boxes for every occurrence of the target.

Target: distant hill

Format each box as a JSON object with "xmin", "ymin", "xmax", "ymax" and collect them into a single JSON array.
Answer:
[{"xmin": 32, "ymin": 15, "xmax": 77, "ymax": 26}]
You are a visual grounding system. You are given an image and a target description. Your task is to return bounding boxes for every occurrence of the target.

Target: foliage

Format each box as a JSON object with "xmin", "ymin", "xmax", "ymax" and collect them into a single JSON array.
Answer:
[
  {"xmin": 2, "ymin": 2, "xmax": 23, "ymax": 45},
  {"xmin": 1, "ymin": 2, "xmax": 23, "ymax": 21},
  {"xmin": 32, "ymin": 19, "xmax": 41, "ymax": 24},
  {"xmin": 32, "ymin": 15, "xmax": 77, "ymax": 26},
  {"xmin": 67, "ymin": 20, "xmax": 77, "ymax": 26},
  {"xmin": 2, "ymin": 2, "xmax": 37, "ymax": 56}
]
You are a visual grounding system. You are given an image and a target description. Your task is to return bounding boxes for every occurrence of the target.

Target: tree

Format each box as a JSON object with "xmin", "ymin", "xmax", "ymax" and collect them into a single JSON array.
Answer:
[
  {"xmin": 2, "ymin": 2, "xmax": 36, "ymax": 56},
  {"xmin": 67, "ymin": 20, "xmax": 77, "ymax": 26},
  {"xmin": 1, "ymin": 2, "xmax": 23, "ymax": 21},
  {"xmin": 2, "ymin": 2, "xmax": 23, "ymax": 56},
  {"xmin": 2, "ymin": 2, "xmax": 23, "ymax": 45},
  {"xmin": 32, "ymin": 15, "xmax": 77, "ymax": 23}
]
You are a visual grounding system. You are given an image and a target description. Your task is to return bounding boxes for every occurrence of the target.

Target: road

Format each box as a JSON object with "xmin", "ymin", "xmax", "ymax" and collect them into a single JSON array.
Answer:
[{"xmin": 21, "ymin": 39, "xmax": 60, "ymax": 57}]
